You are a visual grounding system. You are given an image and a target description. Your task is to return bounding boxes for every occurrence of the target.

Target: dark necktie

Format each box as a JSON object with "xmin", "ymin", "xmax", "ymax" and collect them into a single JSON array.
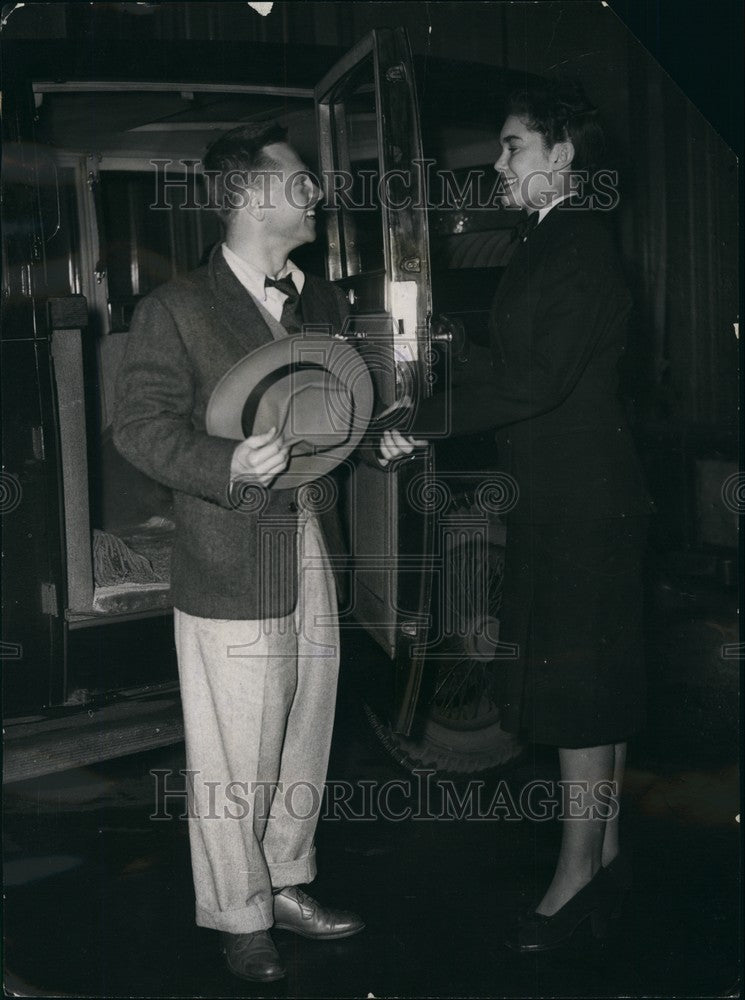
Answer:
[
  {"xmin": 265, "ymin": 275, "xmax": 303, "ymax": 334},
  {"xmin": 511, "ymin": 211, "xmax": 540, "ymax": 243}
]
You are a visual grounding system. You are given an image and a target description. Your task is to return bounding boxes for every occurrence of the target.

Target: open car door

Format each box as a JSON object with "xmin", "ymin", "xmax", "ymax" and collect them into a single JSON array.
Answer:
[{"xmin": 314, "ymin": 28, "xmax": 436, "ymax": 733}]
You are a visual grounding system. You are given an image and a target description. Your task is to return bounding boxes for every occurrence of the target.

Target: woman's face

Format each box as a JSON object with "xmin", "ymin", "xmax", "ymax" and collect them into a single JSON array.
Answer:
[{"xmin": 494, "ymin": 114, "xmax": 555, "ymax": 213}]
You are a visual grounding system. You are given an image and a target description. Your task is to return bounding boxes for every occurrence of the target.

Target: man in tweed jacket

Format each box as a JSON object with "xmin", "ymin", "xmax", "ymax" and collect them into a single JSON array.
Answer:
[{"xmin": 114, "ymin": 123, "xmax": 364, "ymax": 983}]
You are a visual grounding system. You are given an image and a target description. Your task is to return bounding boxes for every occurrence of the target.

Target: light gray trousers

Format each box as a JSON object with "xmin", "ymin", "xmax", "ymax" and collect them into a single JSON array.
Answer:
[{"xmin": 174, "ymin": 512, "xmax": 340, "ymax": 934}]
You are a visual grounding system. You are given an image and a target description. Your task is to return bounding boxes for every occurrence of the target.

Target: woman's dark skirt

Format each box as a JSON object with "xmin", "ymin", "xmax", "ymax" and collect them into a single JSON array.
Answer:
[{"xmin": 497, "ymin": 515, "xmax": 649, "ymax": 748}]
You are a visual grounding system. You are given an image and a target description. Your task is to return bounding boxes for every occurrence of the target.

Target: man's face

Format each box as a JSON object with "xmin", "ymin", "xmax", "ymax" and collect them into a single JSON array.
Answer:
[
  {"xmin": 493, "ymin": 115, "xmax": 554, "ymax": 212},
  {"xmin": 254, "ymin": 142, "xmax": 320, "ymax": 249}
]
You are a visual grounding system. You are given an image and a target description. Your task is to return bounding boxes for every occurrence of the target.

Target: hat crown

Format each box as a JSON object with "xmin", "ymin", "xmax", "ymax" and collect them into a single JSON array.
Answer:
[{"xmin": 206, "ymin": 335, "xmax": 374, "ymax": 489}]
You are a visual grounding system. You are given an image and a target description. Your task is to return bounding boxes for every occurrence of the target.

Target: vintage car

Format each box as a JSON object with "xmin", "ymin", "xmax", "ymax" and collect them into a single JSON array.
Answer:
[{"xmin": 2, "ymin": 26, "xmax": 544, "ymax": 783}]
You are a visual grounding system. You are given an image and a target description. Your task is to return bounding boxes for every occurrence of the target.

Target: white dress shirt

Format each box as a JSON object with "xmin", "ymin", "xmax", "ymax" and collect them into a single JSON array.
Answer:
[{"xmin": 221, "ymin": 243, "xmax": 305, "ymax": 323}]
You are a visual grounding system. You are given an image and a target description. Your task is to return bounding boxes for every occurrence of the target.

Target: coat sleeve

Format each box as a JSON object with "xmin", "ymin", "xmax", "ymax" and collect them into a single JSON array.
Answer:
[
  {"xmin": 410, "ymin": 224, "xmax": 630, "ymax": 437},
  {"xmin": 112, "ymin": 293, "xmax": 237, "ymax": 507}
]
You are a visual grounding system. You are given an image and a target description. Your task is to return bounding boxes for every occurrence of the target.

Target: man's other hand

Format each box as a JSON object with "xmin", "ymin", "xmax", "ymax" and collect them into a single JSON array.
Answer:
[
  {"xmin": 379, "ymin": 428, "xmax": 428, "ymax": 467},
  {"xmin": 230, "ymin": 427, "xmax": 291, "ymax": 487}
]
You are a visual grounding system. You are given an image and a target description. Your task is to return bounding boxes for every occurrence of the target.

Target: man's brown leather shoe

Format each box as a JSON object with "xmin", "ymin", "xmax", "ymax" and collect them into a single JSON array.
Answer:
[
  {"xmin": 273, "ymin": 886, "xmax": 365, "ymax": 940},
  {"xmin": 222, "ymin": 929, "xmax": 286, "ymax": 982}
]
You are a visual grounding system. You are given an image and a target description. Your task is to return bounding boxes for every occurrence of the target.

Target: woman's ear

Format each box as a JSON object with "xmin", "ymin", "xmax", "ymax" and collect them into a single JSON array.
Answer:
[{"xmin": 551, "ymin": 139, "xmax": 576, "ymax": 171}]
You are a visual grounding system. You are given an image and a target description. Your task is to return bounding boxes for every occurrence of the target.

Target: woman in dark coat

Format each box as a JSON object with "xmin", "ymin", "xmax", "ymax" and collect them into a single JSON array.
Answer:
[{"xmin": 381, "ymin": 79, "xmax": 651, "ymax": 951}]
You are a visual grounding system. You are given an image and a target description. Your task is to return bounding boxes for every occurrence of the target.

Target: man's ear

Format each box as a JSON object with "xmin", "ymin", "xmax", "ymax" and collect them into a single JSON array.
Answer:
[
  {"xmin": 551, "ymin": 139, "xmax": 575, "ymax": 171},
  {"xmin": 244, "ymin": 183, "xmax": 265, "ymax": 221}
]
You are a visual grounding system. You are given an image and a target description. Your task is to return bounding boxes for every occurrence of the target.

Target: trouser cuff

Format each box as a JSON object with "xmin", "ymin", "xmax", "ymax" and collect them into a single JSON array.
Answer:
[
  {"xmin": 196, "ymin": 896, "xmax": 274, "ymax": 935},
  {"xmin": 268, "ymin": 848, "xmax": 317, "ymax": 889}
]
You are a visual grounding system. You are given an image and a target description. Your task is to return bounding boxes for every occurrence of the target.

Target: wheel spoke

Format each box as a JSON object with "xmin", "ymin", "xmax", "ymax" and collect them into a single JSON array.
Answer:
[
  {"xmin": 433, "ymin": 654, "xmax": 470, "ymax": 697},
  {"xmin": 425, "ymin": 539, "xmax": 506, "ymax": 730},
  {"xmin": 437, "ymin": 662, "xmax": 477, "ymax": 706}
]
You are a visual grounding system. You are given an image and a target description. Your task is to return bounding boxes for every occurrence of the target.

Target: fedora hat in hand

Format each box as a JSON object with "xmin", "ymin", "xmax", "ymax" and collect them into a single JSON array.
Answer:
[{"xmin": 206, "ymin": 335, "xmax": 374, "ymax": 489}]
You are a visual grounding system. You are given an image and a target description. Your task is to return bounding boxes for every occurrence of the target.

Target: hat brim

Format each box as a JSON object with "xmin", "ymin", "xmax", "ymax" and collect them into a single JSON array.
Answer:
[{"xmin": 206, "ymin": 335, "xmax": 374, "ymax": 490}]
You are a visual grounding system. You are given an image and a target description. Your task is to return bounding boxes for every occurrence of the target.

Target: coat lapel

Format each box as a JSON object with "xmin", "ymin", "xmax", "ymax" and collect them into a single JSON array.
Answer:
[
  {"xmin": 491, "ymin": 204, "xmax": 573, "ymax": 314},
  {"xmin": 207, "ymin": 244, "xmax": 343, "ymax": 354},
  {"xmin": 207, "ymin": 244, "xmax": 275, "ymax": 356},
  {"xmin": 492, "ymin": 237, "xmax": 532, "ymax": 311}
]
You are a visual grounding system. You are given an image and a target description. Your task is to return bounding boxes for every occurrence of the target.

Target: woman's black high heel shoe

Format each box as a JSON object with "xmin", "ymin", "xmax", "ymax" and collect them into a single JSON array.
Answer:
[
  {"xmin": 603, "ymin": 851, "xmax": 632, "ymax": 919},
  {"xmin": 505, "ymin": 868, "xmax": 614, "ymax": 953}
]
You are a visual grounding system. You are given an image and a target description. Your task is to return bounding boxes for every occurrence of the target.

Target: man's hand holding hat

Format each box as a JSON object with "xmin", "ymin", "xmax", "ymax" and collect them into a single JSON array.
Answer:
[
  {"xmin": 230, "ymin": 426, "xmax": 291, "ymax": 487},
  {"xmin": 207, "ymin": 334, "xmax": 374, "ymax": 490}
]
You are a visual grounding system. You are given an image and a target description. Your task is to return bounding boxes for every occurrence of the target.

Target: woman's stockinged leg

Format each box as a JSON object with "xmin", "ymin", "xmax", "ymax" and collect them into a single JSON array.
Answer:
[
  {"xmin": 535, "ymin": 744, "xmax": 615, "ymax": 917},
  {"xmin": 600, "ymin": 742, "xmax": 626, "ymax": 867}
]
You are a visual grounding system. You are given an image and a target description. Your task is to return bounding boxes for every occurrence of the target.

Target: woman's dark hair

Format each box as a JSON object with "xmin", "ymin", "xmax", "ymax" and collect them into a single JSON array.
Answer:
[
  {"xmin": 202, "ymin": 121, "xmax": 288, "ymax": 220},
  {"xmin": 506, "ymin": 78, "xmax": 606, "ymax": 173}
]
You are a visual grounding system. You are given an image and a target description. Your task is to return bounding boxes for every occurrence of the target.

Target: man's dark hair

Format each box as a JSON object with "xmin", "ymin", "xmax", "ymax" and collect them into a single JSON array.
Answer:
[
  {"xmin": 506, "ymin": 78, "xmax": 606, "ymax": 173},
  {"xmin": 202, "ymin": 122, "xmax": 288, "ymax": 220}
]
